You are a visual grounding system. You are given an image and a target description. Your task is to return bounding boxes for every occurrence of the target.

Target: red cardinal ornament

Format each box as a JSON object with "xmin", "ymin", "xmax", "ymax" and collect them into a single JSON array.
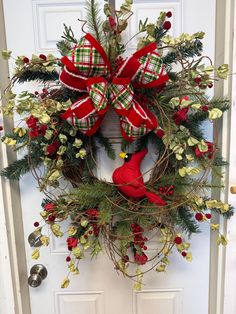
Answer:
[{"xmin": 112, "ymin": 148, "xmax": 166, "ymax": 206}]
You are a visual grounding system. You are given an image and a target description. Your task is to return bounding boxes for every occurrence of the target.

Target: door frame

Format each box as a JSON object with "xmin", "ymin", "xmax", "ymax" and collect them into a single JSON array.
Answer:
[{"xmin": 0, "ymin": 1, "xmax": 235, "ymax": 313}]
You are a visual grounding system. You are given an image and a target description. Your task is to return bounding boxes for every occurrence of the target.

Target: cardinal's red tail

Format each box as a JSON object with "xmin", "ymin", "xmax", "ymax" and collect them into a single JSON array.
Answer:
[{"xmin": 145, "ymin": 191, "xmax": 166, "ymax": 206}]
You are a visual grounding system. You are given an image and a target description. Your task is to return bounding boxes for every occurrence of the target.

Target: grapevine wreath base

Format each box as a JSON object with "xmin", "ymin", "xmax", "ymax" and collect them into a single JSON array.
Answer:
[{"xmin": 1, "ymin": 0, "xmax": 233, "ymax": 289}]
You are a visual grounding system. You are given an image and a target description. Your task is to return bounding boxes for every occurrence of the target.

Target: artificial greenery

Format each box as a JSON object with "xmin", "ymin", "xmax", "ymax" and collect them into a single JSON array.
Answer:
[{"xmin": 0, "ymin": 0, "xmax": 233, "ymax": 290}]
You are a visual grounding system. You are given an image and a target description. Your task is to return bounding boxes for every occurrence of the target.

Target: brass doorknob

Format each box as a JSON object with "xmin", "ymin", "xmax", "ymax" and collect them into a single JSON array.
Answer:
[
  {"xmin": 230, "ymin": 186, "xmax": 236, "ymax": 194},
  {"xmin": 28, "ymin": 264, "xmax": 47, "ymax": 288}
]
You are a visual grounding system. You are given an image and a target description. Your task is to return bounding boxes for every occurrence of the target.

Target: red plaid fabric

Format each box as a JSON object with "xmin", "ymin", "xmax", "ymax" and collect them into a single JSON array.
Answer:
[
  {"xmin": 60, "ymin": 34, "xmax": 169, "ymax": 141},
  {"xmin": 67, "ymin": 36, "xmax": 110, "ymax": 77}
]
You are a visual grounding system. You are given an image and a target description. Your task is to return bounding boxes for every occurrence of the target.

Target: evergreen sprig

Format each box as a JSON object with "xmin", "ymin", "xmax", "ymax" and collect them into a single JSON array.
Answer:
[
  {"xmin": 17, "ymin": 70, "xmax": 59, "ymax": 83},
  {"xmin": 85, "ymin": 0, "xmax": 105, "ymax": 45},
  {"xmin": 0, "ymin": 155, "xmax": 41, "ymax": 180}
]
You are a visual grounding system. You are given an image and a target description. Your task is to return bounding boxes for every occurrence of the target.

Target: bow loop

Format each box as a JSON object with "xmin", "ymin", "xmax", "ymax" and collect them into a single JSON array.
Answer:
[
  {"xmin": 67, "ymin": 34, "xmax": 111, "ymax": 77},
  {"xmin": 132, "ymin": 42, "xmax": 169, "ymax": 88},
  {"xmin": 86, "ymin": 77, "xmax": 109, "ymax": 113}
]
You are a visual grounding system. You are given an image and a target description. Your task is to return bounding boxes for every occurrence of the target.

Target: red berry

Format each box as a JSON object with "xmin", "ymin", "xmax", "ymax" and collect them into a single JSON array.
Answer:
[
  {"xmin": 163, "ymin": 21, "xmax": 171, "ymax": 30},
  {"xmin": 23, "ymin": 57, "xmax": 29, "ymax": 63},
  {"xmin": 123, "ymin": 255, "xmax": 129, "ymax": 263},
  {"xmin": 66, "ymin": 256, "xmax": 71, "ymax": 262},
  {"xmin": 174, "ymin": 236, "xmax": 182, "ymax": 245},
  {"xmin": 88, "ymin": 230, "xmax": 93, "ymax": 235},
  {"xmin": 42, "ymin": 88, "xmax": 49, "ymax": 95},
  {"xmin": 208, "ymin": 82, "xmax": 213, "ymax": 88},
  {"xmin": 0, "ymin": 126, "xmax": 3, "ymax": 131},
  {"xmin": 35, "ymin": 91, "xmax": 39, "ymax": 95},
  {"xmin": 84, "ymin": 235, "xmax": 88, "ymax": 239},
  {"xmin": 182, "ymin": 251, "xmax": 187, "ymax": 257},
  {"xmin": 194, "ymin": 77, "xmax": 202, "ymax": 85},
  {"xmin": 48, "ymin": 214, "xmax": 56, "ymax": 222},
  {"xmin": 195, "ymin": 213, "xmax": 203, "ymax": 221},
  {"xmin": 206, "ymin": 213, "xmax": 212, "ymax": 219},
  {"xmin": 143, "ymin": 245, "xmax": 147, "ymax": 250},
  {"xmin": 166, "ymin": 11, "xmax": 172, "ymax": 18},
  {"xmin": 39, "ymin": 54, "xmax": 47, "ymax": 60},
  {"xmin": 201, "ymin": 105, "xmax": 209, "ymax": 112},
  {"xmin": 34, "ymin": 222, "xmax": 40, "ymax": 227}
]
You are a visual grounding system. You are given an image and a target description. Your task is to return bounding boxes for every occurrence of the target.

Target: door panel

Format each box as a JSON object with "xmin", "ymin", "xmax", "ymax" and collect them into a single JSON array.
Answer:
[{"xmin": 3, "ymin": 0, "xmax": 216, "ymax": 313}]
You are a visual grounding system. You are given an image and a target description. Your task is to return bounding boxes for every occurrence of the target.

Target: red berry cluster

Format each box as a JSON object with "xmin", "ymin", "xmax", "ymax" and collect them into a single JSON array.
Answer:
[
  {"xmin": 85, "ymin": 208, "xmax": 100, "ymax": 236},
  {"xmin": 26, "ymin": 115, "xmax": 47, "ymax": 138},
  {"xmin": 22, "ymin": 54, "xmax": 47, "ymax": 64},
  {"xmin": 131, "ymin": 224, "xmax": 148, "ymax": 265},
  {"xmin": 163, "ymin": 11, "xmax": 172, "ymax": 30},
  {"xmin": 194, "ymin": 77, "xmax": 213, "ymax": 89},
  {"xmin": 195, "ymin": 212, "xmax": 212, "ymax": 221},
  {"xmin": 158, "ymin": 185, "xmax": 175, "ymax": 196}
]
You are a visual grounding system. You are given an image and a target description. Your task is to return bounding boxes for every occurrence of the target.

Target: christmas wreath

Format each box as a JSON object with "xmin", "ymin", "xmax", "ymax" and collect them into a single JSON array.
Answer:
[{"xmin": 1, "ymin": 0, "xmax": 233, "ymax": 289}]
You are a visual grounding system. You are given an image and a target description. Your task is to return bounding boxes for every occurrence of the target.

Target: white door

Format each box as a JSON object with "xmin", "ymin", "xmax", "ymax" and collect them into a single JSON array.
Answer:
[{"xmin": 2, "ymin": 1, "xmax": 216, "ymax": 314}]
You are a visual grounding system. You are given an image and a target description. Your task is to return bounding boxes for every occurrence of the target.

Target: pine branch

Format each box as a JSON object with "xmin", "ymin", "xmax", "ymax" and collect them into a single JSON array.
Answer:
[
  {"xmin": 171, "ymin": 206, "xmax": 200, "ymax": 236},
  {"xmin": 85, "ymin": 0, "xmax": 105, "ymax": 45},
  {"xmin": 17, "ymin": 70, "xmax": 59, "ymax": 83},
  {"xmin": 61, "ymin": 24, "xmax": 77, "ymax": 44},
  {"xmin": 0, "ymin": 155, "xmax": 41, "ymax": 180},
  {"xmin": 57, "ymin": 39, "xmax": 73, "ymax": 56}
]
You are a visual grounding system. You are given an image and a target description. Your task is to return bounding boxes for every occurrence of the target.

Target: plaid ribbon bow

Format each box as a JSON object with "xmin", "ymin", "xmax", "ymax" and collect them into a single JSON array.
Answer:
[{"xmin": 60, "ymin": 33, "xmax": 169, "ymax": 142}]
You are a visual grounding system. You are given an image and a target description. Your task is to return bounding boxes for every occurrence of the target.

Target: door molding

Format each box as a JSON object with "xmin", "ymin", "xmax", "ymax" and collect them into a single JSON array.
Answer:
[
  {"xmin": 209, "ymin": 1, "xmax": 235, "ymax": 314},
  {"xmin": 0, "ymin": 1, "xmax": 31, "ymax": 314}
]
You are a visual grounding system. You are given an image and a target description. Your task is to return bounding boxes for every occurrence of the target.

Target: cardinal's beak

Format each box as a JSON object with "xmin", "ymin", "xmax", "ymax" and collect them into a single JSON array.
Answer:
[{"xmin": 119, "ymin": 152, "xmax": 127, "ymax": 159}]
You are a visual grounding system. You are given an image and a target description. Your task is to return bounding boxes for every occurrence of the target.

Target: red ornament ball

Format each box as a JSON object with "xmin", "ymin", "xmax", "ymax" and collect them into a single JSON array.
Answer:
[
  {"xmin": 195, "ymin": 212, "xmax": 204, "ymax": 221},
  {"xmin": 23, "ymin": 57, "xmax": 29, "ymax": 64},
  {"xmin": 206, "ymin": 213, "xmax": 212, "ymax": 219},
  {"xmin": 182, "ymin": 251, "xmax": 187, "ymax": 257},
  {"xmin": 166, "ymin": 11, "xmax": 172, "ymax": 18},
  {"xmin": 163, "ymin": 21, "xmax": 171, "ymax": 30},
  {"xmin": 174, "ymin": 236, "xmax": 182, "ymax": 245},
  {"xmin": 66, "ymin": 256, "xmax": 71, "ymax": 262},
  {"xmin": 34, "ymin": 221, "xmax": 39, "ymax": 227}
]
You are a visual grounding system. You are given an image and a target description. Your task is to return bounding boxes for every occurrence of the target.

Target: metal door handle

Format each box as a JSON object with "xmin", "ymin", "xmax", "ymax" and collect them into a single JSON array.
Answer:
[{"xmin": 28, "ymin": 264, "xmax": 48, "ymax": 288}]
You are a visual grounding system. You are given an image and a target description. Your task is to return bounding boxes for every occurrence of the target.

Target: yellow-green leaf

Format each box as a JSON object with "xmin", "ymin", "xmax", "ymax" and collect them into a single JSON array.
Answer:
[
  {"xmin": 156, "ymin": 264, "xmax": 166, "ymax": 272},
  {"xmin": 211, "ymin": 223, "xmax": 219, "ymax": 231},
  {"xmin": 72, "ymin": 247, "xmax": 81, "ymax": 258},
  {"xmin": 209, "ymin": 108, "xmax": 223, "ymax": 120},
  {"xmin": 186, "ymin": 252, "xmax": 192, "ymax": 262},
  {"xmin": 187, "ymin": 137, "xmax": 199, "ymax": 146},
  {"xmin": 217, "ymin": 64, "xmax": 229, "ymax": 79},
  {"xmin": 32, "ymin": 249, "xmax": 40, "ymax": 260},
  {"xmin": 40, "ymin": 236, "xmax": 50, "ymax": 246},
  {"xmin": 68, "ymin": 226, "xmax": 77, "ymax": 236},
  {"xmin": 51, "ymin": 224, "xmax": 64, "ymax": 237},
  {"xmin": 1, "ymin": 50, "xmax": 12, "ymax": 60},
  {"xmin": 217, "ymin": 235, "xmax": 228, "ymax": 246},
  {"xmin": 61, "ymin": 277, "xmax": 70, "ymax": 289}
]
